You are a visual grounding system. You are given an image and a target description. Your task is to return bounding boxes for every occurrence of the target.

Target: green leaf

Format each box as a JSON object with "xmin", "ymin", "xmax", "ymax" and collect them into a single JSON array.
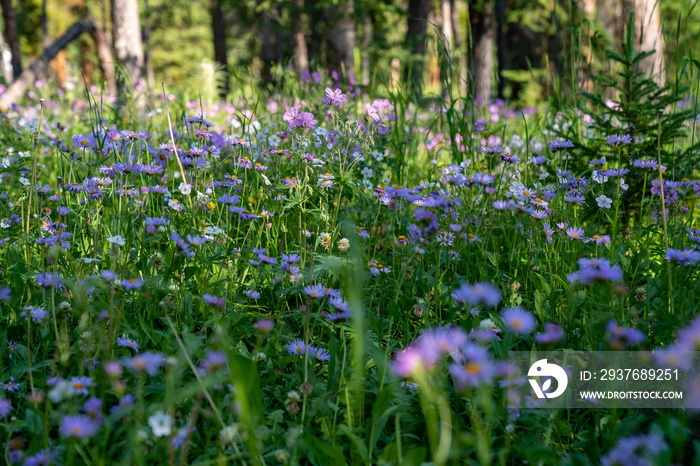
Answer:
[
  {"xmin": 338, "ymin": 425, "xmax": 369, "ymax": 463},
  {"xmin": 305, "ymin": 435, "xmax": 347, "ymax": 466}
]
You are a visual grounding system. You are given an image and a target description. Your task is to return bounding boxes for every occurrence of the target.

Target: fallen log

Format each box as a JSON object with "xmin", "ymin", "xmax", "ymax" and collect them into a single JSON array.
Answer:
[{"xmin": 0, "ymin": 17, "xmax": 95, "ymax": 110}]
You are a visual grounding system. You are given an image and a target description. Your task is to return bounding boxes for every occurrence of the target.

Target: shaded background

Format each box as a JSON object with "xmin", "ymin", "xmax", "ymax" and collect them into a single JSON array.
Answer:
[{"xmin": 0, "ymin": 0, "xmax": 694, "ymax": 107}]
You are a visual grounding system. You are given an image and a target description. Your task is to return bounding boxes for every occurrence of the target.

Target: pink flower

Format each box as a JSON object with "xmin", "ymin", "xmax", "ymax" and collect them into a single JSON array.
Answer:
[{"xmin": 365, "ymin": 103, "xmax": 380, "ymax": 122}]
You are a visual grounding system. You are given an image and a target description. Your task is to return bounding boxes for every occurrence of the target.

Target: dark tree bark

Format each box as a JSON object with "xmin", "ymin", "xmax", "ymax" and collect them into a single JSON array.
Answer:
[
  {"xmin": 307, "ymin": 0, "xmax": 323, "ymax": 63},
  {"xmin": 111, "ymin": 0, "xmax": 145, "ymax": 92},
  {"xmin": 325, "ymin": 3, "xmax": 355, "ymax": 81},
  {"xmin": 0, "ymin": 18, "xmax": 95, "ymax": 108},
  {"xmin": 469, "ymin": 2, "xmax": 494, "ymax": 104},
  {"xmin": 0, "ymin": 0, "xmax": 21, "ymax": 80},
  {"xmin": 405, "ymin": 0, "xmax": 430, "ymax": 90},
  {"xmin": 211, "ymin": 0, "xmax": 229, "ymax": 98},
  {"xmin": 495, "ymin": 0, "xmax": 505, "ymax": 99}
]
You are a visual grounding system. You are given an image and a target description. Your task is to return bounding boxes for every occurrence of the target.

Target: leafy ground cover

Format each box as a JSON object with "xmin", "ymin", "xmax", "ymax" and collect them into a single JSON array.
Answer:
[{"xmin": 2, "ymin": 44, "xmax": 700, "ymax": 465}]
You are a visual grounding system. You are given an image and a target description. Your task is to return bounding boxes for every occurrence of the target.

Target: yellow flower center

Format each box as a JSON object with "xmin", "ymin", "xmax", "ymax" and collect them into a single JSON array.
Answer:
[{"xmin": 465, "ymin": 362, "xmax": 482, "ymax": 374}]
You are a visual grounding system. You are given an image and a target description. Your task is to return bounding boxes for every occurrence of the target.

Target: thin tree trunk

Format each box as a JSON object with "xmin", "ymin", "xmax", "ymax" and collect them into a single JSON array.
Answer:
[
  {"xmin": 440, "ymin": 0, "xmax": 454, "ymax": 97},
  {"xmin": 405, "ymin": 0, "xmax": 430, "ymax": 90},
  {"xmin": 112, "ymin": 0, "xmax": 145, "ymax": 93},
  {"xmin": 0, "ymin": 18, "xmax": 95, "ymax": 108},
  {"xmin": 260, "ymin": 8, "xmax": 275, "ymax": 84},
  {"xmin": 361, "ymin": 12, "xmax": 371, "ymax": 86},
  {"xmin": 0, "ymin": 0, "xmax": 21, "ymax": 80},
  {"xmin": 51, "ymin": 50, "xmax": 68, "ymax": 88},
  {"xmin": 495, "ymin": 0, "xmax": 505, "ymax": 99},
  {"xmin": 143, "ymin": 0, "xmax": 156, "ymax": 93},
  {"xmin": 469, "ymin": 2, "xmax": 493, "ymax": 104},
  {"xmin": 80, "ymin": 38, "xmax": 94, "ymax": 86},
  {"xmin": 292, "ymin": 0, "xmax": 309, "ymax": 72},
  {"xmin": 211, "ymin": 0, "xmax": 229, "ymax": 97},
  {"xmin": 451, "ymin": 0, "xmax": 466, "ymax": 94},
  {"xmin": 325, "ymin": 3, "xmax": 355, "ymax": 81},
  {"xmin": 89, "ymin": 24, "xmax": 117, "ymax": 96},
  {"xmin": 579, "ymin": 0, "xmax": 596, "ymax": 92},
  {"xmin": 41, "ymin": 0, "xmax": 49, "ymax": 49},
  {"xmin": 0, "ymin": 26, "xmax": 12, "ymax": 84},
  {"xmin": 441, "ymin": 0, "xmax": 453, "ymax": 52},
  {"xmin": 308, "ymin": 0, "xmax": 323, "ymax": 63},
  {"xmin": 427, "ymin": 8, "xmax": 440, "ymax": 89},
  {"xmin": 632, "ymin": 0, "xmax": 665, "ymax": 85}
]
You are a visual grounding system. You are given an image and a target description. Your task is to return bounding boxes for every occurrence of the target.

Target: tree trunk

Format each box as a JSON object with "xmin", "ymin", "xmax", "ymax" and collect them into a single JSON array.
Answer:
[
  {"xmin": 325, "ymin": 3, "xmax": 355, "ymax": 81},
  {"xmin": 361, "ymin": 12, "xmax": 371, "ymax": 86},
  {"xmin": 111, "ymin": 0, "xmax": 145, "ymax": 92},
  {"xmin": 0, "ymin": 26, "xmax": 12, "ymax": 84},
  {"xmin": 495, "ymin": 0, "xmax": 505, "ymax": 99},
  {"xmin": 406, "ymin": 0, "xmax": 430, "ymax": 90},
  {"xmin": 0, "ymin": 18, "xmax": 95, "ymax": 108},
  {"xmin": 451, "ymin": 0, "xmax": 467, "ymax": 94},
  {"xmin": 469, "ymin": 2, "xmax": 494, "ymax": 104},
  {"xmin": 41, "ymin": 0, "xmax": 49, "ymax": 49},
  {"xmin": 50, "ymin": 51, "xmax": 68, "ymax": 88},
  {"xmin": 308, "ymin": 0, "xmax": 323, "ymax": 63},
  {"xmin": 440, "ymin": 0, "xmax": 454, "ymax": 97},
  {"xmin": 441, "ymin": 0, "xmax": 453, "ymax": 52},
  {"xmin": 405, "ymin": 0, "xmax": 430, "ymax": 90},
  {"xmin": 631, "ymin": 0, "xmax": 665, "ymax": 85},
  {"xmin": 211, "ymin": 0, "xmax": 229, "ymax": 98},
  {"xmin": 292, "ymin": 0, "xmax": 309, "ymax": 72},
  {"xmin": 260, "ymin": 8, "xmax": 276, "ymax": 84},
  {"xmin": 80, "ymin": 37, "xmax": 94, "ymax": 86},
  {"xmin": 89, "ymin": 24, "xmax": 117, "ymax": 96},
  {"xmin": 0, "ymin": 0, "xmax": 21, "ymax": 80}
]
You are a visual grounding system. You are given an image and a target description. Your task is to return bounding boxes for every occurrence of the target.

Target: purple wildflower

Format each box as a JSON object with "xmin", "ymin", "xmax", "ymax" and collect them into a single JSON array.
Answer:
[
  {"xmin": 69, "ymin": 376, "xmax": 93, "ymax": 395},
  {"xmin": 606, "ymin": 320, "xmax": 644, "ymax": 350},
  {"xmin": 451, "ymin": 282, "xmax": 501, "ymax": 308},
  {"xmin": 606, "ymin": 134, "xmax": 632, "ymax": 146},
  {"xmin": 448, "ymin": 344, "xmax": 496, "ymax": 389},
  {"xmin": 501, "ymin": 307, "xmax": 536, "ymax": 334},
  {"xmin": 203, "ymin": 294, "xmax": 225, "ymax": 308},
  {"xmin": 549, "ymin": 139, "xmax": 574, "ymax": 152},
  {"xmin": 117, "ymin": 336, "xmax": 140, "ymax": 352},
  {"xmin": 322, "ymin": 88, "xmax": 346, "ymax": 107},
  {"xmin": 35, "ymin": 272, "xmax": 63, "ymax": 288},
  {"xmin": 665, "ymin": 248, "xmax": 700, "ymax": 266},
  {"xmin": 120, "ymin": 278, "xmax": 144, "ymax": 290},
  {"xmin": 125, "ymin": 352, "xmax": 164, "ymax": 376},
  {"xmin": 0, "ymin": 399, "xmax": 10, "ymax": 417},
  {"xmin": 286, "ymin": 339, "xmax": 306, "ymax": 356},
  {"xmin": 304, "ymin": 283, "xmax": 326, "ymax": 298},
  {"xmin": 535, "ymin": 323, "xmax": 564, "ymax": 344},
  {"xmin": 60, "ymin": 414, "xmax": 100, "ymax": 438}
]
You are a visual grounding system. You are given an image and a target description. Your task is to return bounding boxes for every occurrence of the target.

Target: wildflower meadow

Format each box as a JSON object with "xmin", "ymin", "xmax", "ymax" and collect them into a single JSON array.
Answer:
[{"xmin": 2, "ymin": 1, "xmax": 700, "ymax": 465}]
